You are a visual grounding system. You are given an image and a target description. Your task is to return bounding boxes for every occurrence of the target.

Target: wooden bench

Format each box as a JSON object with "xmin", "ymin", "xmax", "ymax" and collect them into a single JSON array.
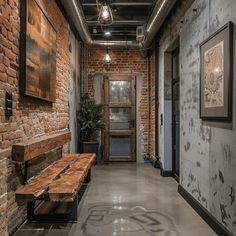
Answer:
[{"xmin": 12, "ymin": 131, "xmax": 96, "ymax": 222}]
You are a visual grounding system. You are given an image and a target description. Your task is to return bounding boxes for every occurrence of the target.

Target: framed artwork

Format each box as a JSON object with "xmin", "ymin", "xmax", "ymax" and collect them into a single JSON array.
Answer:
[
  {"xmin": 20, "ymin": 0, "xmax": 57, "ymax": 102},
  {"xmin": 200, "ymin": 22, "xmax": 233, "ymax": 120}
]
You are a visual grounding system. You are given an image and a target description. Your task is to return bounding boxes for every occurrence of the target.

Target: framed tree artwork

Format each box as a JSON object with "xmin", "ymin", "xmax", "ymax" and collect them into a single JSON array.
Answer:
[
  {"xmin": 200, "ymin": 22, "xmax": 233, "ymax": 121},
  {"xmin": 20, "ymin": 0, "xmax": 57, "ymax": 102}
]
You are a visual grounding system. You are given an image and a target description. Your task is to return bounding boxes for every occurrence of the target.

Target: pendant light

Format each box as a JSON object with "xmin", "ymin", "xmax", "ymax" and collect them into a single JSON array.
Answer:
[
  {"xmin": 98, "ymin": 3, "xmax": 113, "ymax": 25},
  {"xmin": 103, "ymin": 49, "xmax": 111, "ymax": 64}
]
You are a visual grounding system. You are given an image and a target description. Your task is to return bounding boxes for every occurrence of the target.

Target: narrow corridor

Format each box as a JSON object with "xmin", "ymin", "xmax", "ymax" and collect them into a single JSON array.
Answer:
[
  {"xmin": 1, "ymin": 0, "xmax": 236, "ymax": 235},
  {"xmin": 14, "ymin": 163, "xmax": 215, "ymax": 236}
]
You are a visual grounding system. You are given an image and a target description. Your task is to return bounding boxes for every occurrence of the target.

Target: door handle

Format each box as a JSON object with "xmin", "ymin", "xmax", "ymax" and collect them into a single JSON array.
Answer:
[{"xmin": 129, "ymin": 120, "xmax": 135, "ymax": 128}]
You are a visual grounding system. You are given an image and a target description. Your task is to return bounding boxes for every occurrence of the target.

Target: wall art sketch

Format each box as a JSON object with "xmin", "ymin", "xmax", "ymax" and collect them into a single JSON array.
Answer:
[
  {"xmin": 204, "ymin": 41, "xmax": 224, "ymax": 108},
  {"xmin": 20, "ymin": 0, "xmax": 57, "ymax": 102},
  {"xmin": 200, "ymin": 22, "xmax": 233, "ymax": 120}
]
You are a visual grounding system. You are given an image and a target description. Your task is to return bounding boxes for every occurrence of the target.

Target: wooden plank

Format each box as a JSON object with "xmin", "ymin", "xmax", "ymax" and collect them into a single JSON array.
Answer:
[
  {"xmin": 48, "ymin": 170, "xmax": 85, "ymax": 202},
  {"xmin": 48, "ymin": 154, "xmax": 96, "ymax": 202},
  {"xmin": 78, "ymin": 153, "xmax": 96, "ymax": 163},
  {"xmin": 15, "ymin": 154, "xmax": 79, "ymax": 202},
  {"xmin": 12, "ymin": 131, "xmax": 71, "ymax": 162}
]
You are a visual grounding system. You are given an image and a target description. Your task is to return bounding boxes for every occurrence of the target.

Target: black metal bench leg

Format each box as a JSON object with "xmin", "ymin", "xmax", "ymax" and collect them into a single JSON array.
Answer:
[
  {"xmin": 27, "ymin": 201, "xmax": 36, "ymax": 222},
  {"xmin": 70, "ymin": 194, "xmax": 78, "ymax": 222},
  {"xmin": 84, "ymin": 169, "xmax": 91, "ymax": 184}
]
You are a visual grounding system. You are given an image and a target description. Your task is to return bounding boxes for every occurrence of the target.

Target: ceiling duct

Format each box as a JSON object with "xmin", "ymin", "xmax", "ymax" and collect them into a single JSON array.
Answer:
[
  {"xmin": 142, "ymin": 0, "xmax": 177, "ymax": 49},
  {"xmin": 61, "ymin": 0, "xmax": 92, "ymax": 45},
  {"xmin": 60, "ymin": 0, "xmax": 138, "ymax": 48},
  {"xmin": 93, "ymin": 40, "xmax": 139, "ymax": 48},
  {"xmin": 60, "ymin": 0, "xmax": 176, "ymax": 50}
]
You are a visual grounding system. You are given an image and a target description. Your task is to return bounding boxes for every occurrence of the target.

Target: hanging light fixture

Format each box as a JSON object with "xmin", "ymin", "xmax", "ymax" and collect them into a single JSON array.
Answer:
[
  {"xmin": 103, "ymin": 49, "xmax": 111, "ymax": 64},
  {"xmin": 98, "ymin": 2, "xmax": 113, "ymax": 25}
]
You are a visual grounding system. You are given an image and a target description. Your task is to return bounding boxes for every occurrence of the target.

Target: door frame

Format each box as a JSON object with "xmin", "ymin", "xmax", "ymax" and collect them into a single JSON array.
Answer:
[
  {"xmin": 103, "ymin": 75, "xmax": 136, "ymax": 162},
  {"xmin": 171, "ymin": 47, "xmax": 180, "ymax": 181}
]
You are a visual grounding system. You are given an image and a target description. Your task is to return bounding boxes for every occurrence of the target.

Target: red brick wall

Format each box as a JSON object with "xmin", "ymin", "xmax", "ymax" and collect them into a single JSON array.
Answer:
[
  {"xmin": 0, "ymin": 0, "xmax": 70, "ymax": 234},
  {"xmin": 87, "ymin": 48, "xmax": 155, "ymax": 156}
]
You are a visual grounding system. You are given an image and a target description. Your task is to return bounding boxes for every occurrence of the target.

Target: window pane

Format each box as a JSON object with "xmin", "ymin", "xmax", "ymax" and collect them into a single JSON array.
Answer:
[
  {"xmin": 110, "ymin": 136, "xmax": 131, "ymax": 157},
  {"xmin": 110, "ymin": 108, "xmax": 131, "ymax": 130},
  {"xmin": 109, "ymin": 81, "xmax": 131, "ymax": 103}
]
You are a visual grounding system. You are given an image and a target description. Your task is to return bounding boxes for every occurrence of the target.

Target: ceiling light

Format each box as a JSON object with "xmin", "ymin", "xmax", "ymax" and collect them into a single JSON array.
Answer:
[
  {"xmin": 103, "ymin": 49, "xmax": 111, "ymax": 64},
  {"xmin": 92, "ymin": 28, "xmax": 97, "ymax": 34},
  {"xmin": 98, "ymin": 4, "xmax": 113, "ymax": 25},
  {"xmin": 104, "ymin": 31, "xmax": 111, "ymax": 36}
]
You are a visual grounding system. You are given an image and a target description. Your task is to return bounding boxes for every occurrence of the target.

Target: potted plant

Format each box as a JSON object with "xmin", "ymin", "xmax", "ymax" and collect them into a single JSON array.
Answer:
[{"xmin": 77, "ymin": 99, "xmax": 105, "ymax": 155}]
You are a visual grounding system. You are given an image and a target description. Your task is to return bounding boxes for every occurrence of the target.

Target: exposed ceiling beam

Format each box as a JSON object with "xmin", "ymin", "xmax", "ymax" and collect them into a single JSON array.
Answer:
[
  {"xmin": 86, "ymin": 20, "xmax": 145, "ymax": 26},
  {"xmin": 82, "ymin": 2, "xmax": 154, "ymax": 7}
]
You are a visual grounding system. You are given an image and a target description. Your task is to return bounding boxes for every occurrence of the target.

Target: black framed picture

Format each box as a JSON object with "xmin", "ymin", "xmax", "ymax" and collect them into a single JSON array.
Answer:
[
  {"xmin": 200, "ymin": 22, "xmax": 233, "ymax": 121},
  {"xmin": 20, "ymin": 0, "xmax": 57, "ymax": 102}
]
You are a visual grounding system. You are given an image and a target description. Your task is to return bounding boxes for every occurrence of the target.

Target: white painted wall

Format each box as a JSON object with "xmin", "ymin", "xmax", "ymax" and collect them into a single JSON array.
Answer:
[
  {"xmin": 158, "ymin": 0, "xmax": 236, "ymax": 234},
  {"xmin": 69, "ymin": 31, "xmax": 80, "ymax": 153}
]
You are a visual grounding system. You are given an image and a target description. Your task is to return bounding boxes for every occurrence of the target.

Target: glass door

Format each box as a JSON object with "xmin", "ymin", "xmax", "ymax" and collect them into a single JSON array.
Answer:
[{"xmin": 104, "ymin": 76, "xmax": 136, "ymax": 162}]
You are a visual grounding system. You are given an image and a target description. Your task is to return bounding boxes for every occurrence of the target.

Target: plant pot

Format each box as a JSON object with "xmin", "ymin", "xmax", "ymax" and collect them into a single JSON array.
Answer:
[{"xmin": 80, "ymin": 141, "xmax": 99, "ymax": 154}]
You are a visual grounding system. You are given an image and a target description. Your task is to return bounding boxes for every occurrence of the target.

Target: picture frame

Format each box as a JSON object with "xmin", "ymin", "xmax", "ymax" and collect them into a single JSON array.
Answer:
[
  {"xmin": 20, "ymin": 0, "xmax": 57, "ymax": 102},
  {"xmin": 200, "ymin": 21, "xmax": 233, "ymax": 121}
]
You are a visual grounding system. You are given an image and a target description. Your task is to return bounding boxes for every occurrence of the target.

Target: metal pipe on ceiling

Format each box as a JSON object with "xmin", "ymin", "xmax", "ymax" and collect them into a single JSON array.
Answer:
[
  {"xmin": 142, "ymin": 0, "xmax": 177, "ymax": 49},
  {"xmin": 61, "ymin": 0, "xmax": 138, "ymax": 48},
  {"xmin": 61, "ymin": 0, "xmax": 92, "ymax": 45},
  {"xmin": 60, "ymin": 0, "xmax": 176, "ymax": 50},
  {"xmin": 93, "ymin": 40, "xmax": 139, "ymax": 48}
]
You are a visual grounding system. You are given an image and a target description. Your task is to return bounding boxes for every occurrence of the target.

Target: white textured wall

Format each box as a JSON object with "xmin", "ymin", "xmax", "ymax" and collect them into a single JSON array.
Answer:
[
  {"xmin": 69, "ymin": 32, "xmax": 80, "ymax": 153},
  {"xmin": 180, "ymin": 0, "xmax": 236, "ymax": 233},
  {"xmin": 158, "ymin": 0, "xmax": 236, "ymax": 234}
]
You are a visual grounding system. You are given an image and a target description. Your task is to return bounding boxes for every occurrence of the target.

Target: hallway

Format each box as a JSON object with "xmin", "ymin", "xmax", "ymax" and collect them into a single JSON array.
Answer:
[
  {"xmin": 1, "ymin": 0, "xmax": 236, "ymax": 235},
  {"xmin": 14, "ymin": 163, "xmax": 215, "ymax": 236}
]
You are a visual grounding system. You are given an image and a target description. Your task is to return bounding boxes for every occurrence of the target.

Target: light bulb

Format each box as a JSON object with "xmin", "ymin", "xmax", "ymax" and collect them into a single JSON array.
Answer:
[
  {"xmin": 104, "ymin": 53, "xmax": 111, "ymax": 63},
  {"xmin": 101, "ymin": 6, "xmax": 109, "ymax": 19},
  {"xmin": 98, "ymin": 4, "xmax": 113, "ymax": 25}
]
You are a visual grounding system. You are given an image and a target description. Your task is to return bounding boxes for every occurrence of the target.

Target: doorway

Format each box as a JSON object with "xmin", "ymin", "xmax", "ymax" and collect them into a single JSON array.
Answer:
[
  {"xmin": 104, "ymin": 75, "xmax": 136, "ymax": 162},
  {"xmin": 172, "ymin": 48, "xmax": 180, "ymax": 178}
]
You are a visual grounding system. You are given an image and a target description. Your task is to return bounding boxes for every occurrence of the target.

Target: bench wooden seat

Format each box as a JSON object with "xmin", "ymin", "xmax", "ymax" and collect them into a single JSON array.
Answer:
[
  {"xmin": 13, "ymin": 131, "xmax": 96, "ymax": 222},
  {"xmin": 15, "ymin": 153, "xmax": 96, "ymax": 203},
  {"xmin": 48, "ymin": 170, "xmax": 85, "ymax": 202},
  {"xmin": 15, "ymin": 154, "xmax": 81, "ymax": 202},
  {"xmin": 48, "ymin": 154, "xmax": 96, "ymax": 202}
]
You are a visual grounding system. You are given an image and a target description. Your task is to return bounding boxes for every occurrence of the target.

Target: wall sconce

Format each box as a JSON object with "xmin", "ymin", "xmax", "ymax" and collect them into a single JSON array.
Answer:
[
  {"xmin": 98, "ymin": 4, "xmax": 113, "ymax": 25},
  {"xmin": 103, "ymin": 49, "xmax": 111, "ymax": 64}
]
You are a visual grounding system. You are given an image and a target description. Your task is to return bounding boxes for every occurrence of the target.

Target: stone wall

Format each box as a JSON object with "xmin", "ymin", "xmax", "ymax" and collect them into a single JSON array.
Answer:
[
  {"xmin": 0, "ymin": 0, "xmax": 70, "ymax": 234},
  {"xmin": 158, "ymin": 0, "xmax": 236, "ymax": 234}
]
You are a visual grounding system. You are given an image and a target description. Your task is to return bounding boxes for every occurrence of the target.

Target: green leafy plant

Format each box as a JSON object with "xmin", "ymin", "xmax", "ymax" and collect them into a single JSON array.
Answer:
[{"xmin": 77, "ymin": 99, "xmax": 105, "ymax": 141}]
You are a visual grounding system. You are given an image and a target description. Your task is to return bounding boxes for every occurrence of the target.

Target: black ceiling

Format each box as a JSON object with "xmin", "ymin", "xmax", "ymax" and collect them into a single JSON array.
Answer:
[{"xmin": 79, "ymin": 0, "xmax": 157, "ymax": 41}]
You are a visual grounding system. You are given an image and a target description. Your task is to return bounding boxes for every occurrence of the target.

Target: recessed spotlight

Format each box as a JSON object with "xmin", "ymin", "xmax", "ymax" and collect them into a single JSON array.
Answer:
[
  {"xmin": 104, "ymin": 31, "xmax": 111, "ymax": 36},
  {"xmin": 92, "ymin": 28, "xmax": 97, "ymax": 34}
]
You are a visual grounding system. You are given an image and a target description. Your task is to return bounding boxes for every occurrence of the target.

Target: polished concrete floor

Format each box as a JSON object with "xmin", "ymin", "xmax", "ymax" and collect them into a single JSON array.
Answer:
[{"xmin": 14, "ymin": 163, "xmax": 216, "ymax": 236}]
